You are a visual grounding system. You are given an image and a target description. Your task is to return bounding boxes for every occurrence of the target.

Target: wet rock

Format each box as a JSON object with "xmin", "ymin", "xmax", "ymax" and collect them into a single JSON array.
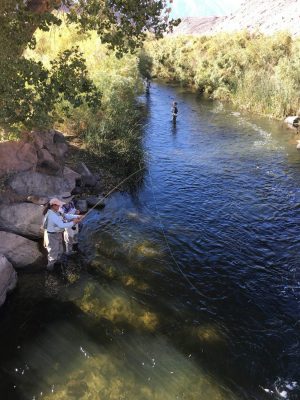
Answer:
[
  {"xmin": 0, "ymin": 231, "xmax": 43, "ymax": 268},
  {"xmin": 0, "ymin": 140, "xmax": 37, "ymax": 178},
  {"xmin": 0, "ymin": 203, "xmax": 44, "ymax": 239},
  {"xmin": 8, "ymin": 171, "xmax": 75, "ymax": 197},
  {"xmin": 86, "ymin": 195, "xmax": 106, "ymax": 209},
  {"xmin": 0, "ymin": 254, "xmax": 17, "ymax": 306}
]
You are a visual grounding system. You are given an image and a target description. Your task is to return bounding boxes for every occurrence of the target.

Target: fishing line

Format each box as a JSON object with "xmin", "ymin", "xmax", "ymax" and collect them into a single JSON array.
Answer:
[
  {"xmin": 147, "ymin": 169, "xmax": 210, "ymax": 299},
  {"xmin": 81, "ymin": 166, "xmax": 146, "ymax": 221}
]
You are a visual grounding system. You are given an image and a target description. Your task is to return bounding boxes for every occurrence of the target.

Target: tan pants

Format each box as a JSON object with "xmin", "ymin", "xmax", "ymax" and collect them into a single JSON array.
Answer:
[
  {"xmin": 64, "ymin": 225, "xmax": 78, "ymax": 254},
  {"xmin": 46, "ymin": 232, "xmax": 64, "ymax": 267}
]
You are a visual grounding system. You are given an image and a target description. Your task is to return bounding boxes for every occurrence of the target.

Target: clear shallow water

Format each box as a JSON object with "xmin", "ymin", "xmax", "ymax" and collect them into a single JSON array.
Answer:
[{"xmin": 0, "ymin": 83, "xmax": 300, "ymax": 400}]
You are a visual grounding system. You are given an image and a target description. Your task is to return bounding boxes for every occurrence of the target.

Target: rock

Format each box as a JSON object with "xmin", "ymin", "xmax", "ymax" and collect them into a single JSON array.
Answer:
[
  {"xmin": 0, "ymin": 203, "xmax": 44, "ymax": 239},
  {"xmin": 285, "ymin": 116, "xmax": 300, "ymax": 126},
  {"xmin": 0, "ymin": 254, "xmax": 17, "ymax": 306},
  {"xmin": 0, "ymin": 189, "xmax": 27, "ymax": 205},
  {"xmin": 28, "ymin": 130, "xmax": 69, "ymax": 175},
  {"xmin": 29, "ymin": 130, "xmax": 68, "ymax": 159},
  {"xmin": 75, "ymin": 162, "xmax": 93, "ymax": 177},
  {"xmin": 75, "ymin": 199, "xmax": 88, "ymax": 213},
  {"xmin": 27, "ymin": 195, "xmax": 49, "ymax": 205},
  {"xmin": 0, "ymin": 140, "xmax": 37, "ymax": 178},
  {"xmin": 171, "ymin": 0, "xmax": 300, "ymax": 37},
  {"xmin": 8, "ymin": 171, "xmax": 76, "ymax": 197},
  {"xmin": 37, "ymin": 148, "xmax": 61, "ymax": 173},
  {"xmin": 86, "ymin": 196, "xmax": 106, "ymax": 209},
  {"xmin": 63, "ymin": 167, "xmax": 81, "ymax": 191},
  {"xmin": 75, "ymin": 162, "xmax": 97, "ymax": 187},
  {"xmin": 0, "ymin": 231, "xmax": 43, "ymax": 268}
]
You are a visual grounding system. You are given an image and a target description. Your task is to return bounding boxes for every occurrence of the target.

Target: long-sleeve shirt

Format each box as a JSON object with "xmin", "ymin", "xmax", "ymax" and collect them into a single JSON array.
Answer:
[{"xmin": 44, "ymin": 210, "xmax": 77, "ymax": 233}]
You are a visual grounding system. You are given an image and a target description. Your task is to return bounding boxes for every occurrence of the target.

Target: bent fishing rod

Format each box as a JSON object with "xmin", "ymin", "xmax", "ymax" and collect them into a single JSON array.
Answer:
[{"xmin": 80, "ymin": 166, "xmax": 145, "ymax": 221}]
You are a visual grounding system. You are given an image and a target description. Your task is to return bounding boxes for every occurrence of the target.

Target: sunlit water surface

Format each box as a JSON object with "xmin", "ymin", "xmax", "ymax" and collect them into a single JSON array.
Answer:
[{"xmin": 0, "ymin": 83, "xmax": 300, "ymax": 400}]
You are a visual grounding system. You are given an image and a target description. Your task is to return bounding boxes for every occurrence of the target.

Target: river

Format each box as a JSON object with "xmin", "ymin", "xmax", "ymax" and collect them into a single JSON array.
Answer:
[{"xmin": 0, "ymin": 83, "xmax": 299, "ymax": 400}]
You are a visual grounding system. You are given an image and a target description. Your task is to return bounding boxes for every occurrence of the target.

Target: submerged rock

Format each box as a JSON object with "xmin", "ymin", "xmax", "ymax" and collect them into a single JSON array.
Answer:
[
  {"xmin": 0, "ymin": 254, "xmax": 17, "ymax": 306},
  {"xmin": 0, "ymin": 231, "xmax": 43, "ymax": 268}
]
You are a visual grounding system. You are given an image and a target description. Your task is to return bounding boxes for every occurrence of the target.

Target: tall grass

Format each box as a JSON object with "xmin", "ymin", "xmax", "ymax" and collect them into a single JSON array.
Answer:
[
  {"xmin": 25, "ymin": 20, "xmax": 145, "ymax": 175},
  {"xmin": 144, "ymin": 31, "xmax": 300, "ymax": 118}
]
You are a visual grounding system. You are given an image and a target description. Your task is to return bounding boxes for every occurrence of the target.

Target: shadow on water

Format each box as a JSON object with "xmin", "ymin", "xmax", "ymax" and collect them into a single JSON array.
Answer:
[{"xmin": 1, "ymin": 83, "xmax": 300, "ymax": 400}]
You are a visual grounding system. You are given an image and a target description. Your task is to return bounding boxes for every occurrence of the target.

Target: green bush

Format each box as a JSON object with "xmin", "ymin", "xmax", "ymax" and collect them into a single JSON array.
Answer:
[
  {"xmin": 25, "ymin": 22, "xmax": 145, "ymax": 174},
  {"xmin": 144, "ymin": 31, "xmax": 300, "ymax": 118}
]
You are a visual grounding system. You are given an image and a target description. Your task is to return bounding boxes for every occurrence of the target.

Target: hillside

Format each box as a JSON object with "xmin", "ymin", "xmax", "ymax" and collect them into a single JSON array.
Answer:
[{"xmin": 172, "ymin": 0, "xmax": 300, "ymax": 37}]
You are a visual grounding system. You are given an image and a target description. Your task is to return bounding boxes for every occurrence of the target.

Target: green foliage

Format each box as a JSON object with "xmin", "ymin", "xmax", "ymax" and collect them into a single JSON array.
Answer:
[
  {"xmin": 28, "ymin": 22, "xmax": 144, "ymax": 173},
  {"xmin": 145, "ymin": 31, "xmax": 300, "ymax": 118},
  {"xmin": 0, "ymin": 46, "xmax": 101, "ymax": 132},
  {"xmin": 138, "ymin": 49, "xmax": 153, "ymax": 79},
  {"xmin": 0, "ymin": 0, "xmax": 179, "ymax": 133}
]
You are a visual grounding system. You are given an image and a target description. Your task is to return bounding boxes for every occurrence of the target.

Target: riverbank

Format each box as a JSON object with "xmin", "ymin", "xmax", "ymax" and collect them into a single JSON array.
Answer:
[
  {"xmin": 144, "ymin": 32, "xmax": 300, "ymax": 120},
  {"xmin": 0, "ymin": 129, "xmax": 120, "ymax": 307}
]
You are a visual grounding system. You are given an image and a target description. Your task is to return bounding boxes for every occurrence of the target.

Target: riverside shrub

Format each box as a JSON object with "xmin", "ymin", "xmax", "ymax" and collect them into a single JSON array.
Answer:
[
  {"xmin": 144, "ymin": 31, "xmax": 300, "ymax": 118},
  {"xmin": 25, "ymin": 23, "xmax": 145, "ymax": 174}
]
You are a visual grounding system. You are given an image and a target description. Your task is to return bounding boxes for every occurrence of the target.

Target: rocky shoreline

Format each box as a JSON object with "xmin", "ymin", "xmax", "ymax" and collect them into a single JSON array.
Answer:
[{"xmin": 0, "ymin": 130, "xmax": 107, "ymax": 307}]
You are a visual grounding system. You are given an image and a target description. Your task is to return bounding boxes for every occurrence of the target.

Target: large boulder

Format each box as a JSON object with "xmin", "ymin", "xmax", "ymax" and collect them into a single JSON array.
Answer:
[
  {"xmin": 8, "ymin": 171, "xmax": 76, "ymax": 197},
  {"xmin": 0, "ymin": 255, "xmax": 17, "ymax": 306},
  {"xmin": 0, "ymin": 140, "xmax": 37, "ymax": 178},
  {"xmin": 63, "ymin": 167, "xmax": 81, "ymax": 191},
  {"xmin": 30, "ymin": 129, "xmax": 68, "ymax": 157},
  {"xmin": 24, "ymin": 130, "xmax": 69, "ymax": 175},
  {"xmin": 75, "ymin": 162, "xmax": 97, "ymax": 187},
  {"xmin": 0, "ymin": 203, "xmax": 44, "ymax": 239},
  {"xmin": 0, "ymin": 232, "xmax": 43, "ymax": 268}
]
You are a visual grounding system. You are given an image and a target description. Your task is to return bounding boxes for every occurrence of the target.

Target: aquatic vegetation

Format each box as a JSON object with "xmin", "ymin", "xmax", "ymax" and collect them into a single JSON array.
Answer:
[
  {"xmin": 192, "ymin": 324, "xmax": 227, "ymax": 346},
  {"xmin": 76, "ymin": 283, "xmax": 159, "ymax": 331},
  {"xmin": 121, "ymin": 275, "xmax": 150, "ymax": 291},
  {"xmin": 132, "ymin": 240, "xmax": 164, "ymax": 258},
  {"xmin": 41, "ymin": 334, "xmax": 238, "ymax": 400}
]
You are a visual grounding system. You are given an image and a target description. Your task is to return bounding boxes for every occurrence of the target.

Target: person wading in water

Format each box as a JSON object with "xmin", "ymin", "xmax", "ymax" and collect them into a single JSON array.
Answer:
[
  {"xmin": 60, "ymin": 192, "xmax": 81, "ymax": 255},
  {"xmin": 171, "ymin": 101, "xmax": 178, "ymax": 124},
  {"xmin": 43, "ymin": 198, "xmax": 82, "ymax": 271}
]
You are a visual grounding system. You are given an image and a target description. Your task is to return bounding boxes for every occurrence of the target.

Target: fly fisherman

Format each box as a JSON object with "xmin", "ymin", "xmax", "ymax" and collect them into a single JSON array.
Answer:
[
  {"xmin": 171, "ymin": 101, "xmax": 178, "ymax": 124},
  {"xmin": 43, "ymin": 198, "xmax": 82, "ymax": 271},
  {"xmin": 59, "ymin": 192, "xmax": 81, "ymax": 255}
]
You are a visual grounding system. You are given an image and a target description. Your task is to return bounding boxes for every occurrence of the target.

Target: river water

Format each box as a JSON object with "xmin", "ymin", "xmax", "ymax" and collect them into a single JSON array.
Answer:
[{"xmin": 0, "ymin": 83, "xmax": 299, "ymax": 400}]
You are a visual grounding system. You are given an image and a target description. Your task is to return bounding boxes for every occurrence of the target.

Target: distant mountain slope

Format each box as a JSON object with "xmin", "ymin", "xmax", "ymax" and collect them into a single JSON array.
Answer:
[{"xmin": 172, "ymin": 0, "xmax": 300, "ymax": 37}]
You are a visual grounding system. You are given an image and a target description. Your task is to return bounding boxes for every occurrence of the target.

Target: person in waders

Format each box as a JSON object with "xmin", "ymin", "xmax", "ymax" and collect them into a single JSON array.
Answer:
[
  {"xmin": 145, "ymin": 77, "xmax": 151, "ymax": 94},
  {"xmin": 172, "ymin": 101, "xmax": 178, "ymax": 124},
  {"xmin": 43, "ymin": 198, "xmax": 82, "ymax": 271},
  {"xmin": 59, "ymin": 192, "xmax": 81, "ymax": 255}
]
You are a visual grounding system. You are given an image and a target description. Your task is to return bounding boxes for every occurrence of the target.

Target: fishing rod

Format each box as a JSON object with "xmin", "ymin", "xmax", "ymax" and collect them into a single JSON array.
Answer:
[{"xmin": 80, "ymin": 166, "xmax": 145, "ymax": 221}]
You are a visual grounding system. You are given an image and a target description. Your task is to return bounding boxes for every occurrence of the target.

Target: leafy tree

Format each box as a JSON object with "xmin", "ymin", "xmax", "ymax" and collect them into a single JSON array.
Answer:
[{"xmin": 0, "ymin": 0, "xmax": 179, "ymax": 132}]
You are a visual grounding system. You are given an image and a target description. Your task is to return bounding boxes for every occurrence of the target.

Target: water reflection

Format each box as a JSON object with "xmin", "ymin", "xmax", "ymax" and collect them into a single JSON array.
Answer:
[{"xmin": 1, "ymin": 83, "xmax": 300, "ymax": 400}]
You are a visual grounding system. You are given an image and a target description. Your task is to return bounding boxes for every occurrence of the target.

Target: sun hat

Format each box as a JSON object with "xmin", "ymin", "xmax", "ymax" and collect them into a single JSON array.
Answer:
[
  {"xmin": 61, "ymin": 192, "xmax": 74, "ymax": 200},
  {"xmin": 49, "ymin": 198, "xmax": 65, "ymax": 206}
]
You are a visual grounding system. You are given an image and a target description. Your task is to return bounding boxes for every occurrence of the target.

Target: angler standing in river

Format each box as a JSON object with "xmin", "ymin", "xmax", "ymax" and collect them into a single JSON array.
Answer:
[
  {"xmin": 43, "ymin": 198, "xmax": 82, "ymax": 271},
  {"xmin": 171, "ymin": 101, "xmax": 178, "ymax": 124}
]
